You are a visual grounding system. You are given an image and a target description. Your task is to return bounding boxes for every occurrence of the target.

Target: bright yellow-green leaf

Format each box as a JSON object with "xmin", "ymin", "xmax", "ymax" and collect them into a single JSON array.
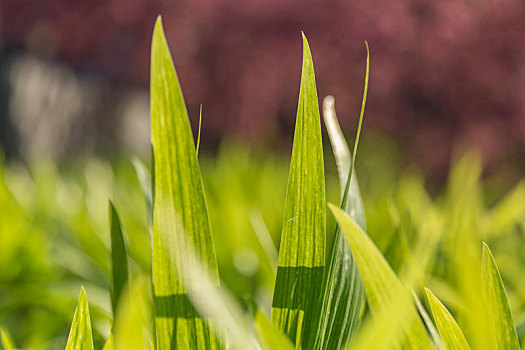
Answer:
[
  {"xmin": 65, "ymin": 286, "xmax": 94, "ymax": 350},
  {"xmin": 167, "ymin": 226, "xmax": 259, "ymax": 349},
  {"xmin": 255, "ymin": 310, "xmax": 294, "ymax": 350},
  {"xmin": 329, "ymin": 204, "xmax": 431, "ymax": 349},
  {"xmin": 131, "ymin": 157, "xmax": 153, "ymax": 228},
  {"xmin": 413, "ymin": 291, "xmax": 444, "ymax": 349},
  {"xmin": 150, "ymin": 16, "xmax": 220, "ymax": 349},
  {"xmin": 481, "ymin": 243, "xmax": 520, "ymax": 349},
  {"xmin": 0, "ymin": 327, "xmax": 15, "ymax": 350},
  {"xmin": 271, "ymin": 33, "xmax": 325, "ymax": 347},
  {"xmin": 102, "ymin": 333, "xmax": 114, "ymax": 350},
  {"xmin": 114, "ymin": 276, "xmax": 152, "ymax": 350},
  {"xmin": 311, "ymin": 45, "xmax": 369, "ymax": 348},
  {"xmin": 425, "ymin": 288, "xmax": 470, "ymax": 350}
]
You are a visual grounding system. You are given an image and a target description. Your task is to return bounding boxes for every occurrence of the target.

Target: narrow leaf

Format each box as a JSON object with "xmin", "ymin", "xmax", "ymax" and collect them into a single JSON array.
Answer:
[
  {"xmin": 271, "ymin": 33, "xmax": 326, "ymax": 347},
  {"xmin": 481, "ymin": 243, "xmax": 520, "ymax": 349},
  {"xmin": 196, "ymin": 104, "xmax": 203, "ymax": 156},
  {"xmin": 65, "ymin": 286, "xmax": 94, "ymax": 350},
  {"xmin": 150, "ymin": 16, "xmax": 220, "ymax": 348},
  {"xmin": 413, "ymin": 291, "xmax": 444, "ymax": 350},
  {"xmin": 131, "ymin": 157, "xmax": 153, "ymax": 228},
  {"xmin": 108, "ymin": 200, "xmax": 129, "ymax": 317},
  {"xmin": 250, "ymin": 210, "xmax": 278, "ymax": 275},
  {"xmin": 425, "ymin": 288, "xmax": 470, "ymax": 350},
  {"xmin": 329, "ymin": 204, "xmax": 431, "ymax": 349},
  {"xmin": 311, "ymin": 60, "xmax": 369, "ymax": 348}
]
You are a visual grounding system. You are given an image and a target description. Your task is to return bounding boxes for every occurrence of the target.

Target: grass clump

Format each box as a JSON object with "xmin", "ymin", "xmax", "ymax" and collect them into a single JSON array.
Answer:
[{"xmin": 1, "ymin": 16, "xmax": 524, "ymax": 350}]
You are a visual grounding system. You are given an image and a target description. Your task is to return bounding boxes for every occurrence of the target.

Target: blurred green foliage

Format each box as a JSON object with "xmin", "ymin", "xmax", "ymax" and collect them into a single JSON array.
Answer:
[{"xmin": 1, "ymin": 138, "xmax": 525, "ymax": 348}]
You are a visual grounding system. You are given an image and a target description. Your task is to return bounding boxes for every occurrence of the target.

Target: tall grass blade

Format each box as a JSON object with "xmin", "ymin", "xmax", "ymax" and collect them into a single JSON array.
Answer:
[
  {"xmin": 65, "ymin": 286, "xmax": 94, "ymax": 350},
  {"xmin": 425, "ymin": 288, "xmax": 470, "ymax": 350},
  {"xmin": 329, "ymin": 204, "xmax": 431, "ymax": 349},
  {"xmin": 108, "ymin": 200, "xmax": 129, "ymax": 317},
  {"xmin": 481, "ymin": 243, "xmax": 520, "ymax": 349},
  {"xmin": 150, "ymin": 17, "xmax": 220, "ymax": 349},
  {"xmin": 311, "ymin": 50, "xmax": 368, "ymax": 347},
  {"xmin": 271, "ymin": 33, "xmax": 326, "ymax": 347}
]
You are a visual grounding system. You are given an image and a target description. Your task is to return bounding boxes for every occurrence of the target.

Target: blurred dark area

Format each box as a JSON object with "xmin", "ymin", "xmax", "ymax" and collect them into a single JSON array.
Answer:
[{"xmin": 1, "ymin": 0, "xmax": 525, "ymax": 178}]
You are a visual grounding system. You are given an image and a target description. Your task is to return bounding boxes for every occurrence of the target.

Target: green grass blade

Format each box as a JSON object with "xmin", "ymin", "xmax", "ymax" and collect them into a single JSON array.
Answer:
[
  {"xmin": 271, "ymin": 33, "xmax": 326, "ymax": 346},
  {"xmin": 196, "ymin": 104, "xmax": 203, "ymax": 156},
  {"xmin": 425, "ymin": 288, "xmax": 470, "ymax": 350},
  {"xmin": 310, "ymin": 47, "xmax": 369, "ymax": 349},
  {"xmin": 329, "ymin": 204, "xmax": 431, "ymax": 349},
  {"xmin": 131, "ymin": 157, "xmax": 153, "ymax": 228},
  {"xmin": 322, "ymin": 95, "xmax": 366, "ymax": 228},
  {"xmin": 255, "ymin": 310, "xmax": 294, "ymax": 350},
  {"xmin": 413, "ymin": 291, "xmax": 444, "ymax": 350},
  {"xmin": 65, "ymin": 286, "xmax": 94, "ymax": 350},
  {"xmin": 150, "ymin": 17, "xmax": 220, "ymax": 349},
  {"xmin": 310, "ymin": 96, "xmax": 365, "ymax": 349},
  {"xmin": 0, "ymin": 327, "xmax": 15, "ymax": 350},
  {"xmin": 108, "ymin": 200, "xmax": 129, "ymax": 317},
  {"xmin": 481, "ymin": 243, "xmax": 520, "ymax": 349},
  {"xmin": 250, "ymin": 210, "xmax": 278, "ymax": 276},
  {"xmin": 114, "ymin": 276, "xmax": 152, "ymax": 350}
]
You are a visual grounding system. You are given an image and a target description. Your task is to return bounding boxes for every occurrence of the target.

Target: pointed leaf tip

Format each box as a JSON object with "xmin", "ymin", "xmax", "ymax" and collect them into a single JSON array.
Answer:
[
  {"xmin": 150, "ymin": 16, "xmax": 220, "ymax": 348},
  {"xmin": 155, "ymin": 15, "xmax": 163, "ymax": 28},
  {"xmin": 301, "ymin": 33, "xmax": 312, "ymax": 56},
  {"xmin": 425, "ymin": 288, "xmax": 470, "ymax": 350},
  {"xmin": 271, "ymin": 30, "xmax": 324, "ymax": 345},
  {"xmin": 66, "ymin": 286, "xmax": 94, "ymax": 350},
  {"xmin": 481, "ymin": 242, "xmax": 519, "ymax": 349}
]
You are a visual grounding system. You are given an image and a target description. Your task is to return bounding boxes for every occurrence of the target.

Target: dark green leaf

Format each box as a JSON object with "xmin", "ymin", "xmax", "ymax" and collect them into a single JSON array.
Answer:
[{"xmin": 108, "ymin": 200, "xmax": 129, "ymax": 317}]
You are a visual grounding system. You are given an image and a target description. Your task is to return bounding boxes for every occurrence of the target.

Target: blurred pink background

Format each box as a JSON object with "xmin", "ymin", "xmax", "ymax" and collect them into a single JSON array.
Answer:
[{"xmin": 1, "ymin": 0, "xmax": 525, "ymax": 175}]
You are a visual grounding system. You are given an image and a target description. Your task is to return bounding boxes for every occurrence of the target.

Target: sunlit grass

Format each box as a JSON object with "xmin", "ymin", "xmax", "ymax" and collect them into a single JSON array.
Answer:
[{"xmin": 0, "ymin": 16, "xmax": 524, "ymax": 350}]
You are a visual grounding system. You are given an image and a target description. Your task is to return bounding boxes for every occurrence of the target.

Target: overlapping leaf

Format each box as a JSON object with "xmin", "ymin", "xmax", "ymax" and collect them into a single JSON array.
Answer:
[
  {"xmin": 255, "ymin": 310, "xmax": 294, "ymax": 350},
  {"xmin": 329, "ymin": 204, "xmax": 431, "ymax": 349},
  {"xmin": 150, "ymin": 17, "xmax": 220, "ymax": 349},
  {"xmin": 310, "ymin": 44, "xmax": 369, "ymax": 349},
  {"xmin": 114, "ymin": 276, "xmax": 152, "ymax": 350},
  {"xmin": 271, "ymin": 33, "xmax": 326, "ymax": 347},
  {"xmin": 425, "ymin": 288, "xmax": 470, "ymax": 350}
]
